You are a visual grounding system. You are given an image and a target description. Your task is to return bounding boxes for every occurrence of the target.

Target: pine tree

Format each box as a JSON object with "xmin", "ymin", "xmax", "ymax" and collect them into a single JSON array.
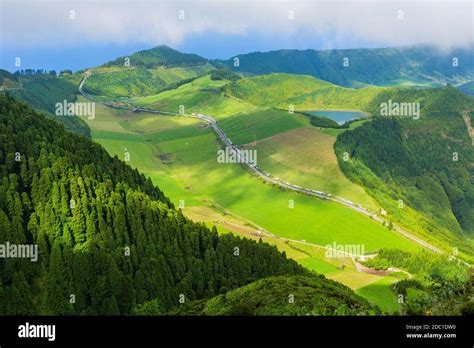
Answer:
[{"xmin": 45, "ymin": 241, "xmax": 72, "ymax": 314}]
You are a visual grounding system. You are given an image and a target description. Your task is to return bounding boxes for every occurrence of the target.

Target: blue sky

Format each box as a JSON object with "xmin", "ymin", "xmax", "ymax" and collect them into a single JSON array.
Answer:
[
  {"xmin": 0, "ymin": 30, "xmax": 385, "ymax": 72},
  {"xmin": 1, "ymin": 0, "xmax": 472, "ymax": 72}
]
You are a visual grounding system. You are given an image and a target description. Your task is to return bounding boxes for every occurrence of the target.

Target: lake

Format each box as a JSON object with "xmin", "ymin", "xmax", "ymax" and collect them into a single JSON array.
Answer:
[{"xmin": 305, "ymin": 110, "xmax": 366, "ymax": 125}]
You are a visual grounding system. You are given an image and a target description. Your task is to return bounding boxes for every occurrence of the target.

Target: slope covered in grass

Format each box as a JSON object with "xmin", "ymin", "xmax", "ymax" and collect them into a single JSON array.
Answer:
[
  {"xmin": 83, "ymin": 64, "xmax": 215, "ymax": 98},
  {"xmin": 224, "ymin": 73, "xmax": 385, "ymax": 110},
  {"xmin": 83, "ymin": 96, "xmax": 422, "ymax": 254},
  {"xmin": 355, "ymin": 276, "xmax": 399, "ymax": 314},
  {"xmin": 252, "ymin": 127, "xmax": 379, "ymax": 210},
  {"xmin": 135, "ymin": 75, "xmax": 257, "ymax": 117},
  {"xmin": 218, "ymin": 108, "xmax": 309, "ymax": 144}
]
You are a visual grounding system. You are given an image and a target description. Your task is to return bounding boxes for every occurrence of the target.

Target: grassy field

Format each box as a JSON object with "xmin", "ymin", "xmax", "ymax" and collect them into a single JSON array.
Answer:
[
  {"xmin": 83, "ymin": 96, "xmax": 421, "ymax": 255},
  {"xmin": 151, "ymin": 64, "xmax": 215, "ymax": 84},
  {"xmin": 225, "ymin": 73, "xmax": 387, "ymax": 110},
  {"xmin": 355, "ymin": 276, "xmax": 401, "ymax": 314},
  {"xmin": 75, "ymin": 65, "xmax": 472, "ymax": 314},
  {"xmin": 250, "ymin": 126, "xmax": 379, "ymax": 210},
  {"xmin": 218, "ymin": 108, "xmax": 310, "ymax": 144},
  {"xmin": 133, "ymin": 73, "xmax": 389, "ymax": 120},
  {"xmin": 406, "ymin": 287, "xmax": 426, "ymax": 299},
  {"xmin": 135, "ymin": 75, "xmax": 259, "ymax": 118},
  {"xmin": 79, "ymin": 93, "xmax": 425, "ymax": 312},
  {"xmin": 84, "ymin": 64, "xmax": 215, "ymax": 98},
  {"xmin": 197, "ymin": 211, "xmax": 401, "ymax": 300},
  {"xmin": 128, "ymin": 72, "xmax": 382, "ymax": 212}
]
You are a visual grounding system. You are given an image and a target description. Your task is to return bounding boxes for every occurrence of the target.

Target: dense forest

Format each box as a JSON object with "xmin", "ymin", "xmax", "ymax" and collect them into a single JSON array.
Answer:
[
  {"xmin": 334, "ymin": 87, "xmax": 474, "ymax": 260},
  {"xmin": 0, "ymin": 95, "xmax": 317, "ymax": 315},
  {"xmin": 216, "ymin": 45, "xmax": 474, "ymax": 87},
  {"xmin": 209, "ymin": 68, "xmax": 241, "ymax": 81}
]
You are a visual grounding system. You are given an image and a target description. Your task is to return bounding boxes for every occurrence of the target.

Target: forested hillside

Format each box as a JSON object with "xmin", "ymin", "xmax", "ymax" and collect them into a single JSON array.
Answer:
[
  {"xmin": 1, "ymin": 71, "xmax": 90, "ymax": 137},
  {"xmin": 165, "ymin": 275, "xmax": 378, "ymax": 316},
  {"xmin": 334, "ymin": 87, "xmax": 474, "ymax": 259},
  {"xmin": 104, "ymin": 45, "xmax": 208, "ymax": 69},
  {"xmin": 217, "ymin": 45, "xmax": 474, "ymax": 87},
  {"xmin": 0, "ymin": 95, "xmax": 309, "ymax": 315},
  {"xmin": 0, "ymin": 70, "xmax": 19, "ymax": 89}
]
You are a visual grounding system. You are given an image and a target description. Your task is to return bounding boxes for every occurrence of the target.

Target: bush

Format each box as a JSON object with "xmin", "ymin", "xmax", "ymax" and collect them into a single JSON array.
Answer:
[{"xmin": 210, "ymin": 68, "xmax": 241, "ymax": 81}]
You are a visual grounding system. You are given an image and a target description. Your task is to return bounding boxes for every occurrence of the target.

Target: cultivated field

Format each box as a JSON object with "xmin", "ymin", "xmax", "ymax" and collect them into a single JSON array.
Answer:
[
  {"xmin": 78, "ymin": 71, "xmax": 428, "ymax": 312},
  {"xmin": 249, "ymin": 126, "xmax": 379, "ymax": 210},
  {"xmin": 82, "ymin": 96, "xmax": 421, "ymax": 255}
]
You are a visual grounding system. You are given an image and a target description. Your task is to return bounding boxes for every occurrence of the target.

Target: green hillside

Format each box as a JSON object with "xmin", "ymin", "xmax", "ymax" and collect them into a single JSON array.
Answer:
[
  {"xmin": 104, "ymin": 45, "xmax": 208, "ymax": 69},
  {"xmin": 167, "ymin": 275, "xmax": 378, "ymax": 316},
  {"xmin": 83, "ymin": 95, "xmax": 421, "ymax": 255},
  {"xmin": 135, "ymin": 74, "xmax": 255, "ymax": 117},
  {"xmin": 5, "ymin": 44, "xmax": 472, "ymax": 317},
  {"xmin": 0, "ymin": 69, "xmax": 19, "ymax": 89},
  {"xmin": 224, "ymin": 73, "xmax": 385, "ymax": 110},
  {"xmin": 216, "ymin": 45, "xmax": 474, "ymax": 87},
  {"xmin": 83, "ymin": 64, "xmax": 215, "ymax": 98},
  {"xmin": 334, "ymin": 87, "xmax": 474, "ymax": 260},
  {"xmin": 0, "ymin": 94, "xmax": 309, "ymax": 315}
]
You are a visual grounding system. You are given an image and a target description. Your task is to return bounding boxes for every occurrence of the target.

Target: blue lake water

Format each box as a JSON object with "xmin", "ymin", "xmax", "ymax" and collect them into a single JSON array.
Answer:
[{"xmin": 305, "ymin": 110, "xmax": 366, "ymax": 125}]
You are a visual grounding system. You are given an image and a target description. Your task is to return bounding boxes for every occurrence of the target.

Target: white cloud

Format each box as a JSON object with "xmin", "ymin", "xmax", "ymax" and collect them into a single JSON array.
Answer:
[{"xmin": 1, "ymin": 0, "xmax": 473, "ymax": 50}]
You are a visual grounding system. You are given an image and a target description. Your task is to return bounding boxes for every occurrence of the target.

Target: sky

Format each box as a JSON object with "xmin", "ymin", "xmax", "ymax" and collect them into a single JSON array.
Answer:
[{"xmin": 1, "ymin": 0, "xmax": 473, "ymax": 72}]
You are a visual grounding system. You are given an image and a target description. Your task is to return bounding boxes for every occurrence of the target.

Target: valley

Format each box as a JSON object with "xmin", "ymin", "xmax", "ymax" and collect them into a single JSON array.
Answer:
[
  {"xmin": 77, "ymin": 67, "xmax": 439, "ymax": 312},
  {"xmin": 1, "ymin": 43, "xmax": 473, "ymax": 317}
]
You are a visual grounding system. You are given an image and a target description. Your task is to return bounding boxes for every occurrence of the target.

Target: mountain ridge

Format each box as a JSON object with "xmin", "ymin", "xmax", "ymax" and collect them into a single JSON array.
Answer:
[
  {"xmin": 103, "ymin": 45, "xmax": 208, "ymax": 69},
  {"xmin": 215, "ymin": 44, "xmax": 474, "ymax": 87}
]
